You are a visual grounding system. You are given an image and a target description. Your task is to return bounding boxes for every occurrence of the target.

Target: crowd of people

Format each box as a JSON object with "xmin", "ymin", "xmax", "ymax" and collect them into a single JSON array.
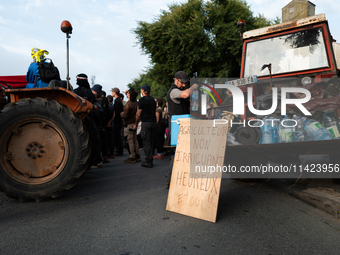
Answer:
[
  {"xmin": 25, "ymin": 52, "xmax": 195, "ymax": 173},
  {"xmin": 25, "ymin": 48, "xmax": 197, "ymax": 186},
  {"xmin": 72, "ymin": 73, "xmax": 173, "ymax": 169}
]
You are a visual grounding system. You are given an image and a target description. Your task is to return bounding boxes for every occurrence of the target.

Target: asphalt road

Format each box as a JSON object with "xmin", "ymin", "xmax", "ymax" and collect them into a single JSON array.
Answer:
[{"xmin": 1, "ymin": 151, "xmax": 340, "ymax": 255}]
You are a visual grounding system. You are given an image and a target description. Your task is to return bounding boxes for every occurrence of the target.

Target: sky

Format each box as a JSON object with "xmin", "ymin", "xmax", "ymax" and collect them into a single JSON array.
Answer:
[{"xmin": 0, "ymin": 0, "xmax": 339, "ymax": 94}]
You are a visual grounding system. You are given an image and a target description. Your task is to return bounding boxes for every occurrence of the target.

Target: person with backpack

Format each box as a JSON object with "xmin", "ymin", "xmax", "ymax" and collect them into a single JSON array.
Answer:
[
  {"xmin": 26, "ymin": 47, "xmax": 60, "ymax": 88},
  {"xmin": 120, "ymin": 88, "xmax": 141, "ymax": 163}
]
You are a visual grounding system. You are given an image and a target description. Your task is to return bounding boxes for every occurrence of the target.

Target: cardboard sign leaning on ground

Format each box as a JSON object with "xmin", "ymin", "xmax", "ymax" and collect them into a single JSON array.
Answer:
[{"xmin": 166, "ymin": 119, "xmax": 229, "ymax": 223}]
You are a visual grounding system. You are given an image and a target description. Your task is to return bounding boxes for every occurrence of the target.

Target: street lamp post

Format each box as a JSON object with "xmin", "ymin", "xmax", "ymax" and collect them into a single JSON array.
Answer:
[{"xmin": 60, "ymin": 20, "xmax": 73, "ymax": 90}]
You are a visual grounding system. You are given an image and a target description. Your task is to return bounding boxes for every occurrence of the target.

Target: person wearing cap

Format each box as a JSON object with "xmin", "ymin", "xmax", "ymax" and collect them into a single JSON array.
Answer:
[
  {"xmin": 92, "ymin": 84, "xmax": 102, "ymax": 95},
  {"xmin": 166, "ymin": 71, "xmax": 198, "ymax": 120},
  {"xmin": 165, "ymin": 71, "xmax": 198, "ymax": 187},
  {"xmin": 120, "ymin": 88, "xmax": 141, "ymax": 163},
  {"xmin": 133, "ymin": 84, "xmax": 157, "ymax": 168},
  {"xmin": 112, "ymin": 87, "xmax": 124, "ymax": 156}
]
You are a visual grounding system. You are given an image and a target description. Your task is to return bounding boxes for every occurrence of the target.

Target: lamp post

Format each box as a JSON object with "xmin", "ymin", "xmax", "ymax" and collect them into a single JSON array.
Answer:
[{"xmin": 60, "ymin": 20, "xmax": 73, "ymax": 90}]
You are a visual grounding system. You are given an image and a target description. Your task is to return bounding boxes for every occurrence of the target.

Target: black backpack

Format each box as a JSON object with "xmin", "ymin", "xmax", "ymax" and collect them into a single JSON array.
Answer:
[{"xmin": 38, "ymin": 58, "xmax": 60, "ymax": 83}]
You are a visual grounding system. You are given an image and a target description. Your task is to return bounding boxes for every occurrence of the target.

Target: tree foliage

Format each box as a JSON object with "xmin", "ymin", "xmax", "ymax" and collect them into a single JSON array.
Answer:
[{"xmin": 131, "ymin": 0, "xmax": 280, "ymax": 98}]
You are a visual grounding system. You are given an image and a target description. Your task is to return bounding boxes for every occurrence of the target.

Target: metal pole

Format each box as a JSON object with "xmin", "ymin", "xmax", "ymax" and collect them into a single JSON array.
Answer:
[
  {"xmin": 66, "ymin": 32, "xmax": 70, "ymax": 90},
  {"xmin": 60, "ymin": 20, "xmax": 72, "ymax": 90}
]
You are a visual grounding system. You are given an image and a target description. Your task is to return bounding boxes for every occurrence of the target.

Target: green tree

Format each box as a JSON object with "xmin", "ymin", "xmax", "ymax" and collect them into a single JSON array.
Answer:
[
  {"xmin": 132, "ymin": 0, "xmax": 278, "ymax": 98},
  {"xmin": 127, "ymin": 69, "xmax": 168, "ymax": 100},
  {"xmin": 253, "ymin": 13, "xmax": 281, "ymax": 28}
]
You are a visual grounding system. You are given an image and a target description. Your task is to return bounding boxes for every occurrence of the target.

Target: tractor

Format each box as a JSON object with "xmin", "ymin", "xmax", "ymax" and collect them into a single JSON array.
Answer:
[
  {"xmin": 228, "ymin": 13, "xmax": 340, "ymax": 171},
  {"xmin": 0, "ymin": 85, "xmax": 96, "ymax": 201},
  {"xmin": 191, "ymin": 13, "xmax": 340, "ymax": 173},
  {"xmin": 0, "ymin": 21, "xmax": 99, "ymax": 201}
]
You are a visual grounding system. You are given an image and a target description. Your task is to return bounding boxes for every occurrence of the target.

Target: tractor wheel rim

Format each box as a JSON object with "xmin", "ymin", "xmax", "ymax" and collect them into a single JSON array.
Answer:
[{"xmin": 1, "ymin": 118, "xmax": 69, "ymax": 185}]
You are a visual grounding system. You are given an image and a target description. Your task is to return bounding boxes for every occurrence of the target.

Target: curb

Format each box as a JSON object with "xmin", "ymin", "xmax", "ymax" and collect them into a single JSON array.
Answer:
[{"xmin": 264, "ymin": 179, "xmax": 340, "ymax": 219}]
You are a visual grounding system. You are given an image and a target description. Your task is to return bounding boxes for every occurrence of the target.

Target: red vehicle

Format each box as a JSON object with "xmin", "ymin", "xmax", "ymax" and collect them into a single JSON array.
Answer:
[
  {"xmin": 190, "ymin": 14, "xmax": 340, "ymax": 171},
  {"xmin": 227, "ymin": 14, "xmax": 340, "ymax": 168},
  {"xmin": 0, "ymin": 75, "xmax": 27, "ymax": 110}
]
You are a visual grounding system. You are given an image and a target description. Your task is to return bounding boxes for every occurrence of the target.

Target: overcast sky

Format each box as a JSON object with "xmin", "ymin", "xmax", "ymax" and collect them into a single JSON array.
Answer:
[{"xmin": 0, "ymin": 0, "xmax": 338, "ymax": 94}]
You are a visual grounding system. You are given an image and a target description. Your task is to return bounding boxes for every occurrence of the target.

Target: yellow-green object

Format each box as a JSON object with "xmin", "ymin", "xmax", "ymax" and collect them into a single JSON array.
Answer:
[{"xmin": 31, "ymin": 47, "xmax": 49, "ymax": 62}]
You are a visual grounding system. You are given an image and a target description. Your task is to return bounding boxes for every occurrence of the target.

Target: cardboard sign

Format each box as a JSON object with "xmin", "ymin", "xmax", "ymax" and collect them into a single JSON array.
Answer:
[{"xmin": 166, "ymin": 119, "xmax": 228, "ymax": 222}]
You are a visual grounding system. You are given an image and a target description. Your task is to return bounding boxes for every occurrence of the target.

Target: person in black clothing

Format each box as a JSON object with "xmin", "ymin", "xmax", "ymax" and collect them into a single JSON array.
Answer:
[
  {"xmin": 166, "ymin": 71, "xmax": 198, "ymax": 122},
  {"xmin": 153, "ymin": 97, "xmax": 166, "ymax": 160},
  {"xmin": 133, "ymin": 84, "xmax": 157, "ymax": 168},
  {"xmin": 106, "ymin": 95, "xmax": 115, "ymax": 158},
  {"xmin": 92, "ymin": 84, "xmax": 111, "ymax": 164},
  {"xmin": 112, "ymin": 87, "xmax": 124, "ymax": 156},
  {"xmin": 74, "ymin": 74, "xmax": 102, "ymax": 168},
  {"xmin": 73, "ymin": 73, "xmax": 95, "ymax": 103},
  {"xmin": 165, "ymin": 71, "xmax": 198, "ymax": 187}
]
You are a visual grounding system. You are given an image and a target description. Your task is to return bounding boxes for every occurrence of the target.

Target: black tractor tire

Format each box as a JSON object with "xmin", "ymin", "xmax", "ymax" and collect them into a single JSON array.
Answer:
[
  {"xmin": 83, "ymin": 114, "xmax": 101, "ymax": 168},
  {"xmin": 0, "ymin": 98, "xmax": 90, "ymax": 201}
]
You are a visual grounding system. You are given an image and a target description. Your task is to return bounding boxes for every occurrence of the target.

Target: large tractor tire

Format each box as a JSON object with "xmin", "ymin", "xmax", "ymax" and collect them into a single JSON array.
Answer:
[{"xmin": 0, "ymin": 98, "xmax": 90, "ymax": 201}]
